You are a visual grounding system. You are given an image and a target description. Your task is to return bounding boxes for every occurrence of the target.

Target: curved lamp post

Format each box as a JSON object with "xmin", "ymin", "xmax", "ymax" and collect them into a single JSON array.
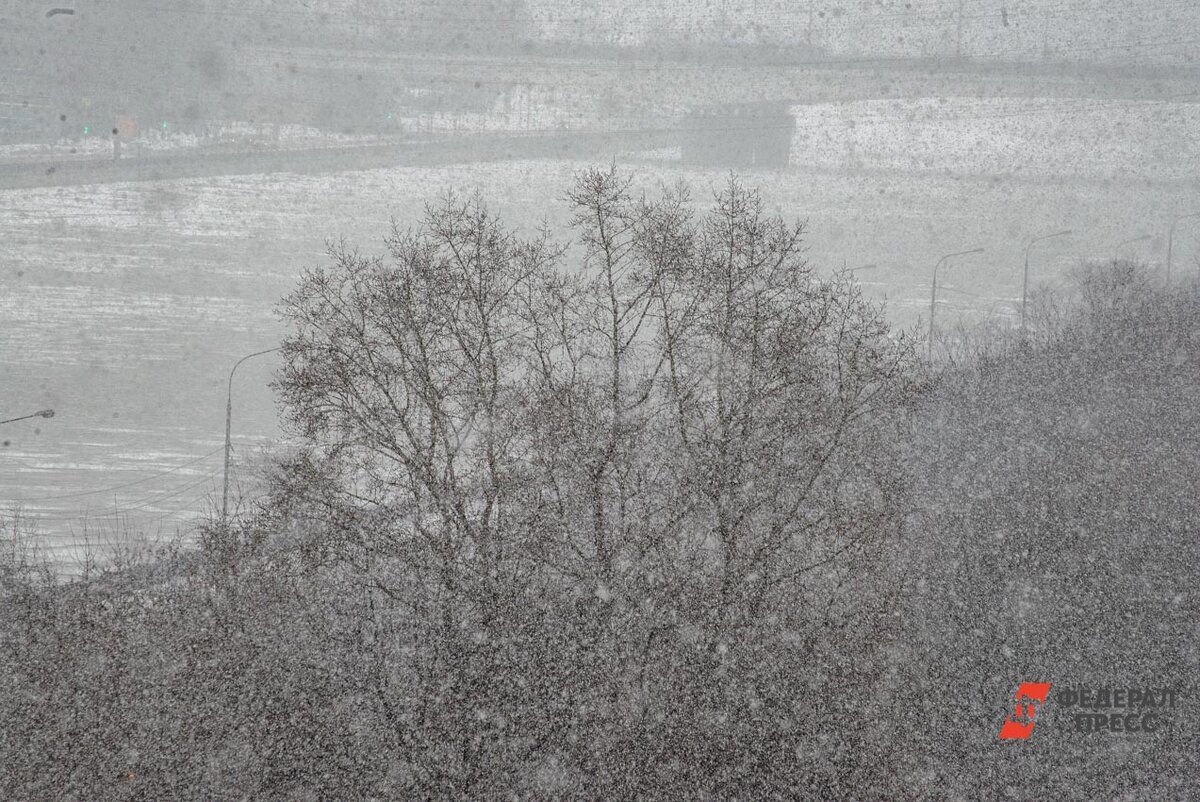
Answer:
[
  {"xmin": 1022, "ymin": 230, "xmax": 1071, "ymax": 333},
  {"xmin": 929, "ymin": 248, "xmax": 984, "ymax": 362},
  {"xmin": 222, "ymin": 348, "xmax": 281, "ymax": 524},
  {"xmin": 841, "ymin": 262, "xmax": 880, "ymax": 283},
  {"xmin": 1113, "ymin": 234, "xmax": 1150, "ymax": 262},
  {"xmin": 0, "ymin": 409, "xmax": 55, "ymax": 426},
  {"xmin": 1167, "ymin": 213, "xmax": 1200, "ymax": 281}
]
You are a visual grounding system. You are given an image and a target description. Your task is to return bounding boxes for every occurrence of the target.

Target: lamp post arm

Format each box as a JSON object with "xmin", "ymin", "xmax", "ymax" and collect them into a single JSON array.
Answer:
[{"xmin": 0, "ymin": 409, "xmax": 55, "ymax": 426}]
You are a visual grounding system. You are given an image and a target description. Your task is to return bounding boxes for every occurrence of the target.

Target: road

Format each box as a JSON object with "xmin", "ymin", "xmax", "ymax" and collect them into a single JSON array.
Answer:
[{"xmin": 0, "ymin": 128, "xmax": 675, "ymax": 191}]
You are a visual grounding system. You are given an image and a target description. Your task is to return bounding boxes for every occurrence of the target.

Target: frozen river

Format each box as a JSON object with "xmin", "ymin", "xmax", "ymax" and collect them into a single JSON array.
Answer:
[{"xmin": 3, "ymin": 95, "xmax": 1199, "ymax": 560}]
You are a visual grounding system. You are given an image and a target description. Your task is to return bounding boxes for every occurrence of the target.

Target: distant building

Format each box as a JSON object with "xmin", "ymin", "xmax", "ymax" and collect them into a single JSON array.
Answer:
[{"xmin": 680, "ymin": 102, "xmax": 794, "ymax": 170}]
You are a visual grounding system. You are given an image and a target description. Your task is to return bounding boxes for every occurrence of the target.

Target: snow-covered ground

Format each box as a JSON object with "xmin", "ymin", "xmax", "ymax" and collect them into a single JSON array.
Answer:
[{"xmin": 791, "ymin": 96, "xmax": 1200, "ymax": 181}]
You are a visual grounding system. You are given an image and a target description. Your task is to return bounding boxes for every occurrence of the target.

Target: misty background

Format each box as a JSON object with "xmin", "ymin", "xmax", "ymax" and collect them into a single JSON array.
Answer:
[{"xmin": 1, "ymin": 0, "xmax": 1197, "ymax": 553}]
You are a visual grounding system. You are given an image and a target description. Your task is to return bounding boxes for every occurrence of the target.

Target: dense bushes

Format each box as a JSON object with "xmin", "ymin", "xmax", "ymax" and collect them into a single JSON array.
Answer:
[
  {"xmin": 895, "ymin": 263, "xmax": 1200, "ymax": 798},
  {"xmin": 4, "ymin": 180, "xmax": 1199, "ymax": 799}
]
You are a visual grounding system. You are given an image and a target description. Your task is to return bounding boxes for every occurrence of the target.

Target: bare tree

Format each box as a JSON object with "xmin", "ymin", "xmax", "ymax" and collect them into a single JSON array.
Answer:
[{"xmin": 271, "ymin": 167, "xmax": 925, "ymax": 797}]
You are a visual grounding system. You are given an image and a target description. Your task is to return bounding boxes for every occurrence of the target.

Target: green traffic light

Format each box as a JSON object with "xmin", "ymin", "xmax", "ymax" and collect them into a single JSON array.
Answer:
[{"xmin": 83, "ymin": 126, "xmax": 89, "ymax": 135}]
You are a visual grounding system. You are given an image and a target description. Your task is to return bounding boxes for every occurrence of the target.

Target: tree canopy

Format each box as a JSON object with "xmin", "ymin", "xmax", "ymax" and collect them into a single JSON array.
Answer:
[{"xmin": 266, "ymin": 167, "xmax": 925, "ymax": 796}]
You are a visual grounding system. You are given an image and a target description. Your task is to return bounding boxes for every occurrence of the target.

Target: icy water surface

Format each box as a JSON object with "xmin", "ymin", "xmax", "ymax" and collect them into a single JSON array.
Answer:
[{"xmin": 3, "ymin": 97, "xmax": 1199, "ymax": 554}]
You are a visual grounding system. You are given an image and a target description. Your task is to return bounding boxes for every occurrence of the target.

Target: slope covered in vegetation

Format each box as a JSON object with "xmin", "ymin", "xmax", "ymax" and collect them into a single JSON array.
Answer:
[{"xmin": 2, "ymin": 178, "xmax": 1197, "ymax": 799}]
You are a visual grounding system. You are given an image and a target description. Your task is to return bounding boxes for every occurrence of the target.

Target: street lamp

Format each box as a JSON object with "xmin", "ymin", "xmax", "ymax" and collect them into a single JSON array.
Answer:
[
  {"xmin": 929, "ymin": 248, "xmax": 984, "ymax": 362},
  {"xmin": 1022, "ymin": 230, "xmax": 1071, "ymax": 333},
  {"xmin": 222, "ymin": 347, "xmax": 281, "ymax": 524},
  {"xmin": 1167, "ymin": 212, "xmax": 1200, "ymax": 282},
  {"xmin": 0, "ymin": 409, "xmax": 55, "ymax": 426},
  {"xmin": 840, "ymin": 262, "xmax": 880, "ymax": 282},
  {"xmin": 1113, "ymin": 234, "xmax": 1151, "ymax": 262}
]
